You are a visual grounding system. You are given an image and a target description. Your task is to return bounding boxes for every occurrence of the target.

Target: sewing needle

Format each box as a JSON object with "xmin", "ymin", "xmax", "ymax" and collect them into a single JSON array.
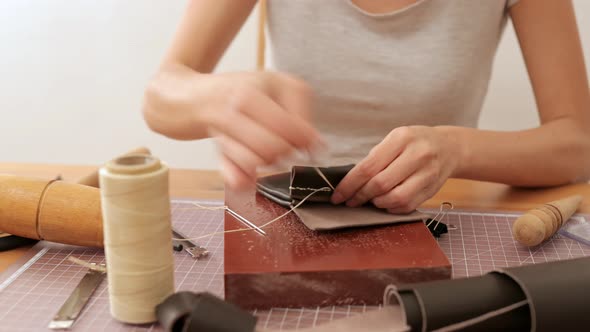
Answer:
[{"xmin": 226, "ymin": 208, "xmax": 267, "ymax": 236}]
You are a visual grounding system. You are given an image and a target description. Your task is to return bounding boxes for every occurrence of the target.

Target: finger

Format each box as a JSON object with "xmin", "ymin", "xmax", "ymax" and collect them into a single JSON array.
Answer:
[
  {"xmin": 331, "ymin": 140, "xmax": 404, "ymax": 205},
  {"xmin": 233, "ymin": 86, "xmax": 320, "ymax": 150},
  {"xmin": 386, "ymin": 188, "xmax": 431, "ymax": 215},
  {"xmin": 271, "ymin": 73, "xmax": 312, "ymax": 120},
  {"xmin": 214, "ymin": 134, "xmax": 265, "ymax": 179},
  {"xmin": 387, "ymin": 177, "xmax": 443, "ymax": 215},
  {"xmin": 208, "ymin": 109, "xmax": 294, "ymax": 165},
  {"xmin": 371, "ymin": 170, "xmax": 433, "ymax": 212},
  {"xmin": 345, "ymin": 151, "xmax": 422, "ymax": 207},
  {"xmin": 220, "ymin": 155, "xmax": 255, "ymax": 190}
]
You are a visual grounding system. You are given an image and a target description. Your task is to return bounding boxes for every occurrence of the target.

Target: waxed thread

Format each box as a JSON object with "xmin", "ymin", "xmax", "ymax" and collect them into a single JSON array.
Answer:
[
  {"xmin": 172, "ymin": 187, "xmax": 330, "ymax": 242},
  {"xmin": 99, "ymin": 158, "xmax": 175, "ymax": 324},
  {"xmin": 314, "ymin": 166, "xmax": 336, "ymax": 190},
  {"xmin": 288, "ymin": 167, "xmax": 336, "ymax": 192},
  {"xmin": 67, "ymin": 256, "xmax": 107, "ymax": 272}
]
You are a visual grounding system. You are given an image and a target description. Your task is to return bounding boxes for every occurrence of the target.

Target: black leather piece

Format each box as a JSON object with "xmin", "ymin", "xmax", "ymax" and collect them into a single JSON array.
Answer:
[
  {"xmin": 391, "ymin": 273, "xmax": 530, "ymax": 331},
  {"xmin": 0, "ymin": 235, "xmax": 38, "ymax": 251},
  {"xmin": 398, "ymin": 291, "xmax": 423, "ymax": 332},
  {"xmin": 156, "ymin": 292, "xmax": 257, "ymax": 332},
  {"xmin": 256, "ymin": 188, "xmax": 292, "ymax": 207},
  {"xmin": 256, "ymin": 165, "xmax": 354, "ymax": 206},
  {"xmin": 289, "ymin": 165, "xmax": 354, "ymax": 203},
  {"xmin": 385, "ymin": 257, "xmax": 590, "ymax": 331},
  {"xmin": 256, "ymin": 173, "xmax": 292, "ymax": 205},
  {"xmin": 498, "ymin": 256, "xmax": 590, "ymax": 332},
  {"xmin": 256, "ymin": 165, "xmax": 429, "ymax": 231},
  {"xmin": 156, "ymin": 291, "xmax": 195, "ymax": 332}
]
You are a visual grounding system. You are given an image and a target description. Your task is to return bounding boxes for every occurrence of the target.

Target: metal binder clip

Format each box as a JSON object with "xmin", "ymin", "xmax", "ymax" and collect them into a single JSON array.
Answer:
[{"xmin": 172, "ymin": 229, "xmax": 209, "ymax": 260}]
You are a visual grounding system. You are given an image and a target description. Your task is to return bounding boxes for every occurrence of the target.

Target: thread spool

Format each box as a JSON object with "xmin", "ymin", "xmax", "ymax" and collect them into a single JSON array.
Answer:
[
  {"xmin": 99, "ymin": 154, "xmax": 175, "ymax": 323},
  {"xmin": 512, "ymin": 195, "xmax": 583, "ymax": 247}
]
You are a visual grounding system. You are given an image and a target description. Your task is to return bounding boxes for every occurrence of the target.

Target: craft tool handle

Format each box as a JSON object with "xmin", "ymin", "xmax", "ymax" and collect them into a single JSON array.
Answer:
[
  {"xmin": 512, "ymin": 195, "xmax": 583, "ymax": 247},
  {"xmin": 0, "ymin": 175, "xmax": 103, "ymax": 247},
  {"xmin": 76, "ymin": 146, "xmax": 151, "ymax": 187}
]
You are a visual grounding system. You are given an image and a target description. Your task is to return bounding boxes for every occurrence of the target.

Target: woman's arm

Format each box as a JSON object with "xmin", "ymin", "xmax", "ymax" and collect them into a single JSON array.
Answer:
[
  {"xmin": 332, "ymin": 0, "xmax": 590, "ymax": 212},
  {"xmin": 449, "ymin": 0, "xmax": 590, "ymax": 186},
  {"xmin": 142, "ymin": 0, "xmax": 320, "ymax": 188},
  {"xmin": 142, "ymin": 0, "xmax": 257, "ymax": 140}
]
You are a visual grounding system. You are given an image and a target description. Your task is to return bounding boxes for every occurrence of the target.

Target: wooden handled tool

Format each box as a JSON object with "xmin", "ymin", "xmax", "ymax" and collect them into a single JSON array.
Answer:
[
  {"xmin": 0, "ymin": 175, "xmax": 103, "ymax": 247},
  {"xmin": 512, "ymin": 195, "xmax": 583, "ymax": 247},
  {"xmin": 0, "ymin": 147, "xmax": 151, "ymax": 247}
]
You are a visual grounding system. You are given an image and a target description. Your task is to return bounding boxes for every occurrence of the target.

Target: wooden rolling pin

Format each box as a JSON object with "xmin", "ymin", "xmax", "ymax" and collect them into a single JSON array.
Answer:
[
  {"xmin": 0, "ymin": 147, "xmax": 151, "ymax": 247},
  {"xmin": 512, "ymin": 195, "xmax": 583, "ymax": 247},
  {"xmin": 0, "ymin": 175, "xmax": 103, "ymax": 247}
]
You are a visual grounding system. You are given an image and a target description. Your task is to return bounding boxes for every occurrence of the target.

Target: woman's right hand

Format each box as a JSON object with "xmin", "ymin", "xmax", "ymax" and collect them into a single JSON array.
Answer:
[{"xmin": 143, "ymin": 68, "xmax": 322, "ymax": 189}]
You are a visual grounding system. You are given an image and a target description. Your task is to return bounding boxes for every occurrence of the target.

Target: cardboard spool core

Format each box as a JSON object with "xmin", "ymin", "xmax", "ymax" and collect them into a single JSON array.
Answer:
[{"xmin": 106, "ymin": 154, "xmax": 160, "ymax": 175}]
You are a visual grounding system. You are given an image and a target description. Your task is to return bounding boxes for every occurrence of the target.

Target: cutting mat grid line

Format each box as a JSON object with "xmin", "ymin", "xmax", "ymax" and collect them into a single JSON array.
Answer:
[{"xmin": 0, "ymin": 203, "xmax": 589, "ymax": 331}]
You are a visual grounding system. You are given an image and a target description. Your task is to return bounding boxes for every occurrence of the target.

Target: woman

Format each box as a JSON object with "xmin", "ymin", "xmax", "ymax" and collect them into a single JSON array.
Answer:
[{"xmin": 142, "ymin": 0, "xmax": 590, "ymax": 214}]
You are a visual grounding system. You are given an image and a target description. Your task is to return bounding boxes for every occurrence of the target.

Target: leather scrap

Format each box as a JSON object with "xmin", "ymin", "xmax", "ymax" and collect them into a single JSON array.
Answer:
[
  {"xmin": 383, "ymin": 256, "xmax": 590, "ymax": 331},
  {"xmin": 496, "ymin": 256, "xmax": 590, "ymax": 332},
  {"xmin": 256, "ymin": 165, "xmax": 428, "ymax": 231},
  {"xmin": 156, "ymin": 292, "xmax": 257, "ymax": 332}
]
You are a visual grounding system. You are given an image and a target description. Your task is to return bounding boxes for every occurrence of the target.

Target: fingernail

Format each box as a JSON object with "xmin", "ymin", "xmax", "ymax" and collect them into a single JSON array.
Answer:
[{"xmin": 331, "ymin": 192, "xmax": 344, "ymax": 204}]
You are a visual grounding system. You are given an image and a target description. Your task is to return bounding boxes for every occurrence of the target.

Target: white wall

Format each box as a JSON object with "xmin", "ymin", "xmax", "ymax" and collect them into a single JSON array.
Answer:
[
  {"xmin": 479, "ymin": 1, "xmax": 590, "ymax": 131},
  {"xmin": 1, "ymin": 1, "xmax": 589, "ymax": 169},
  {"xmin": 0, "ymin": 0, "xmax": 257, "ymax": 169}
]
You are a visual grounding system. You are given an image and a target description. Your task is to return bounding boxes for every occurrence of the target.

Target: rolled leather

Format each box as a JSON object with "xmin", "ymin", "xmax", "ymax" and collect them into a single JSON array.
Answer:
[
  {"xmin": 384, "ymin": 256, "xmax": 590, "ymax": 332},
  {"xmin": 155, "ymin": 292, "xmax": 257, "ymax": 332}
]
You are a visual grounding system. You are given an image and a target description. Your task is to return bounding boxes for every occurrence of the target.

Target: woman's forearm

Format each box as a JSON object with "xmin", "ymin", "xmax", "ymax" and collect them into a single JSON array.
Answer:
[
  {"xmin": 440, "ymin": 118, "xmax": 590, "ymax": 187},
  {"xmin": 141, "ymin": 0, "xmax": 257, "ymax": 140}
]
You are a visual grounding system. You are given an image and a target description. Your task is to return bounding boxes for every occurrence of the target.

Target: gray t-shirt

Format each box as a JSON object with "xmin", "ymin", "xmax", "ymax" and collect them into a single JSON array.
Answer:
[{"xmin": 265, "ymin": 0, "xmax": 519, "ymax": 166}]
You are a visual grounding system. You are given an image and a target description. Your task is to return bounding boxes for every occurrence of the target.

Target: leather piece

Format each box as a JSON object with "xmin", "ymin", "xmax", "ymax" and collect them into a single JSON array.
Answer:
[
  {"xmin": 386, "ymin": 273, "xmax": 530, "ymax": 331},
  {"xmin": 497, "ymin": 256, "xmax": 590, "ymax": 332},
  {"xmin": 256, "ymin": 166, "xmax": 428, "ymax": 231},
  {"xmin": 156, "ymin": 292, "xmax": 257, "ymax": 332},
  {"xmin": 289, "ymin": 164, "xmax": 354, "ymax": 202},
  {"xmin": 383, "ymin": 257, "xmax": 590, "ymax": 331},
  {"xmin": 294, "ymin": 205, "xmax": 429, "ymax": 231},
  {"xmin": 256, "ymin": 173, "xmax": 291, "ymax": 207},
  {"xmin": 156, "ymin": 291, "xmax": 193, "ymax": 332}
]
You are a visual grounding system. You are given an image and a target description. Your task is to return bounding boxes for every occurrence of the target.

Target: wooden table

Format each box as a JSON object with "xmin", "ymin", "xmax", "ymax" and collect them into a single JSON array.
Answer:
[{"xmin": 2, "ymin": 162, "xmax": 590, "ymax": 273}]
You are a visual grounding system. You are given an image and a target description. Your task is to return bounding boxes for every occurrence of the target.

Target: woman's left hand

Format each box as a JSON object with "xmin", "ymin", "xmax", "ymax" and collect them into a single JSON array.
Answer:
[{"xmin": 331, "ymin": 126, "xmax": 463, "ymax": 214}]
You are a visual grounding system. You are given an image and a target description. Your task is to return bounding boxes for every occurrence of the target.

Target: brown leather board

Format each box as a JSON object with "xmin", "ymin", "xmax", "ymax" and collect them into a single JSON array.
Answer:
[{"xmin": 224, "ymin": 189, "xmax": 451, "ymax": 309}]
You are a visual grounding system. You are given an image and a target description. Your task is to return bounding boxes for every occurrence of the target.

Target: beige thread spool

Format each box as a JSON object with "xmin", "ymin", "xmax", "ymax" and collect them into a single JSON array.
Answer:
[{"xmin": 99, "ymin": 154, "xmax": 175, "ymax": 323}]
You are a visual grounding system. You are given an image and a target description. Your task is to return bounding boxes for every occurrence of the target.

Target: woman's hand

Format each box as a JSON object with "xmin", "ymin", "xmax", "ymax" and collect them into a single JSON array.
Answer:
[
  {"xmin": 331, "ymin": 126, "xmax": 463, "ymax": 214},
  {"xmin": 204, "ymin": 72, "xmax": 322, "ymax": 189},
  {"xmin": 143, "ymin": 69, "xmax": 322, "ymax": 190}
]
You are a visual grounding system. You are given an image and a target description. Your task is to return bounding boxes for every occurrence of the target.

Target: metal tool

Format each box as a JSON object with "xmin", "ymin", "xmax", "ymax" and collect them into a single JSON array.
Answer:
[
  {"xmin": 172, "ymin": 229, "xmax": 209, "ymax": 259},
  {"xmin": 48, "ymin": 264, "xmax": 106, "ymax": 329},
  {"xmin": 226, "ymin": 208, "xmax": 267, "ymax": 236}
]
